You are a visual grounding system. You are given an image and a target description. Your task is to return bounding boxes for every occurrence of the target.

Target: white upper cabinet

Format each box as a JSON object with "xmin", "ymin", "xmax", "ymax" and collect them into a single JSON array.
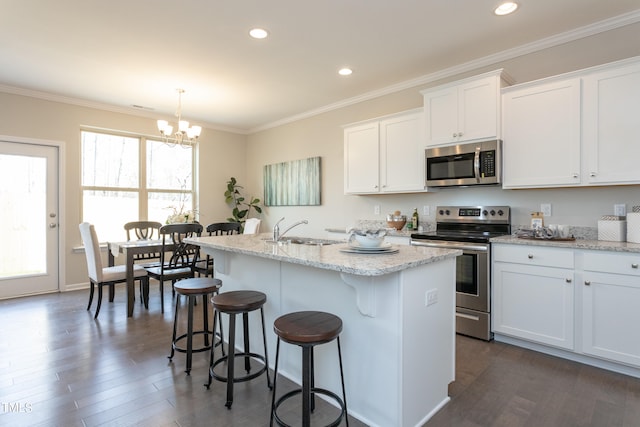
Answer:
[
  {"xmin": 582, "ymin": 61, "xmax": 640, "ymax": 185},
  {"xmin": 344, "ymin": 121, "xmax": 380, "ymax": 194},
  {"xmin": 344, "ymin": 109, "xmax": 426, "ymax": 195},
  {"xmin": 421, "ymin": 70, "xmax": 509, "ymax": 147},
  {"xmin": 502, "ymin": 56, "xmax": 640, "ymax": 189},
  {"xmin": 502, "ymin": 78, "xmax": 582, "ymax": 188}
]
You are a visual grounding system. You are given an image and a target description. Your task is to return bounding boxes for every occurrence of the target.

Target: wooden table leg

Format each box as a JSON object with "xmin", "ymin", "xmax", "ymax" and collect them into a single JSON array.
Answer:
[{"xmin": 126, "ymin": 249, "xmax": 135, "ymax": 317}]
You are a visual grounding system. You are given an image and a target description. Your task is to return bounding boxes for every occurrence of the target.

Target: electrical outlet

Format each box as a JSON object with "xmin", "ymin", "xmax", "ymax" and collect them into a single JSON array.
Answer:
[
  {"xmin": 541, "ymin": 203, "xmax": 552, "ymax": 217},
  {"xmin": 614, "ymin": 204, "xmax": 626, "ymax": 216},
  {"xmin": 374, "ymin": 205, "xmax": 380, "ymax": 215},
  {"xmin": 425, "ymin": 289, "xmax": 438, "ymax": 306},
  {"xmin": 423, "ymin": 205, "xmax": 430, "ymax": 216}
]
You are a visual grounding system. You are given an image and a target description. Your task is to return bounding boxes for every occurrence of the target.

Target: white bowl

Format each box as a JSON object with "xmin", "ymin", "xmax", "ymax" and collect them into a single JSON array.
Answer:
[{"xmin": 354, "ymin": 234, "xmax": 385, "ymax": 248}]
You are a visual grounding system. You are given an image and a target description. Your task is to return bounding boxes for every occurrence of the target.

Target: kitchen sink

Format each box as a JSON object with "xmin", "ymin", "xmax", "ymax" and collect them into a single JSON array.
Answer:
[
  {"xmin": 288, "ymin": 237, "xmax": 342, "ymax": 245},
  {"xmin": 263, "ymin": 237, "xmax": 342, "ymax": 246}
]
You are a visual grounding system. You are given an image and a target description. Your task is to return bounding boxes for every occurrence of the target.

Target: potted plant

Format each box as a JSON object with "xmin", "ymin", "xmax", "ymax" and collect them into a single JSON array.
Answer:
[{"xmin": 224, "ymin": 177, "xmax": 262, "ymax": 230}]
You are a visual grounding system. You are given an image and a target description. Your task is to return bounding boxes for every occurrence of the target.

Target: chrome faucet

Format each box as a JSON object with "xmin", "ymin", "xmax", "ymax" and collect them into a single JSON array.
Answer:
[{"xmin": 273, "ymin": 217, "xmax": 308, "ymax": 242}]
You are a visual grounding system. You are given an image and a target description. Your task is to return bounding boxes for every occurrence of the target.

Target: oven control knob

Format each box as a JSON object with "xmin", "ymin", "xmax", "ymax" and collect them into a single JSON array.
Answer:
[
  {"xmin": 482, "ymin": 210, "xmax": 488, "ymax": 216},
  {"xmin": 439, "ymin": 209, "xmax": 444, "ymax": 215},
  {"xmin": 445, "ymin": 209, "xmax": 450, "ymax": 215},
  {"xmin": 490, "ymin": 210, "xmax": 496, "ymax": 216},
  {"xmin": 498, "ymin": 209, "xmax": 504, "ymax": 216}
]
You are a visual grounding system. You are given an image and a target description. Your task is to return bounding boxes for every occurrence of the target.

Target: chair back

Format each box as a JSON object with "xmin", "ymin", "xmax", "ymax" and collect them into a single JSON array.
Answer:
[
  {"xmin": 206, "ymin": 222, "xmax": 241, "ymax": 236},
  {"xmin": 243, "ymin": 218, "xmax": 261, "ymax": 234},
  {"xmin": 158, "ymin": 223, "xmax": 203, "ymax": 270},
  {"xmin": 79, "ymin": 222, "xmax": 103, "ymax": 282},
  {"xmin": 124, "ymin": 221, "xmax": 162, "ymax": 241}
]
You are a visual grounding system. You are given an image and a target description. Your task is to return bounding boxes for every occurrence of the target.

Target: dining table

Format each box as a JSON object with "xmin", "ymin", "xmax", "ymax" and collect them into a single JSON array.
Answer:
[{"xmin": 107, "ymin": 239, "xmax": 172, "ymax": 317}]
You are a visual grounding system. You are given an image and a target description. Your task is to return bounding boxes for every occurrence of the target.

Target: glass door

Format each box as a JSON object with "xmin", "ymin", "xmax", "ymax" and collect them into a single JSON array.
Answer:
[{"xmin": 0, "ymin": 140, "xmax": 59, "ymax": 298}]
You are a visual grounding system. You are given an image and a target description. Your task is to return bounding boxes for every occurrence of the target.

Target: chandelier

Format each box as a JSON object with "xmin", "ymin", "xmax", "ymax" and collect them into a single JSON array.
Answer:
[{"xmin": 157, "ymin": 89, "xmax": 202, "ymax": 147}]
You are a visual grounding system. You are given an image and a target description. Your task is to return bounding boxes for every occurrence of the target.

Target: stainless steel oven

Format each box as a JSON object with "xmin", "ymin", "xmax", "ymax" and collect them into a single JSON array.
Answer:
[{"xmin": 411, "ymin": 206, "xmax": 510, "ymax": 341}]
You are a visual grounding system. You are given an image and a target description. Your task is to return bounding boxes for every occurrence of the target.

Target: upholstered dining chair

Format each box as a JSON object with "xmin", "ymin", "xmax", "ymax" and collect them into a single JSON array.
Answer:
[
  {"xmin": 79, "ymin": 222, "xmax": 149, "ymax": 319},
  {"xmin": 193, "ymin": 222, "xmax": 242, "ymax": 277},
  {"xmin": 144, "ymin": 223, "xmax": 203, "ymax": 313},
  {"xmin": 243, "ymin": 218, "xmax": 261, "ymax": 234}
]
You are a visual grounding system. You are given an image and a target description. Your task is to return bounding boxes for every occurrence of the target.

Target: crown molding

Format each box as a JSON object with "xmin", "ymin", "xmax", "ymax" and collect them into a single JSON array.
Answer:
[
  {"xmin": 250, "ymin": 9, "xmax": 640, "ymax": 133},
  {"xmin": 1, "ymin": 9, "xmax": 639, "ymax": 136},
  {"xmin": 0, "ymin": 84, "xmax": 248, "ymax": 135}
]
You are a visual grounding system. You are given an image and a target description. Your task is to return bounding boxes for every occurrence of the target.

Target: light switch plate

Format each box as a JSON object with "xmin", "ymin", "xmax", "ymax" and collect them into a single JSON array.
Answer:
[
  {"xmin": 614, "ymin": 204, "xmax": 626, "ymax": 216},
  {"xmin": 541, "ymin": 203, "xmax": 552, "ymax": 217}
]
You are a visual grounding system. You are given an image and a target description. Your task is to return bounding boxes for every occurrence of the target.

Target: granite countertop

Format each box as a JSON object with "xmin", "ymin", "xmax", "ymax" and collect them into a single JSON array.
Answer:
[
  {"xmin": 491, "ymin": 235, "xmax": 640, "ymax": 254},
  {"xmin": 187, "ymin": 233, "xmax": 461, "ymax": 277}
]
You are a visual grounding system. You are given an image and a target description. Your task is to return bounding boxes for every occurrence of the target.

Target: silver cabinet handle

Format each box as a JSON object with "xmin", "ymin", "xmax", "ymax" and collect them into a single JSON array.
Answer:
[
  {"xmin": 590, "ymin": 172, "xmax": 596, "ymax": 177},
  {"xmin": 584, "ymin": 281, "xmax": 591, "ymax": 286},
  {"xmin": 632, "ymin": 263, "xmax": 638, "ymax": 269},
  {"xmin": 566, "ymin": 278, "xmax": 572, "ymax": 283},
  {"xmin": 572, "ymin": 173, "xmax": 579, "ymax": 178},
  {"xmin": 452, "ymin": 133, "xmax": 458, "ymax": 138},
  {"xmin": 49, "ymin": 223, "xmax": 57, "ymax": 228},
  {"xmin": 527, "ymin": 254, "xmax": 533, "ymax": 259}
]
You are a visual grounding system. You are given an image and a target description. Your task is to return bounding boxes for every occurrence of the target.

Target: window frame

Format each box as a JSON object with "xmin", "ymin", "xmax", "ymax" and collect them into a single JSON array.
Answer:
[{"xmin": 80, "ymin": 128, "xmax": 196, "ymax": 235}]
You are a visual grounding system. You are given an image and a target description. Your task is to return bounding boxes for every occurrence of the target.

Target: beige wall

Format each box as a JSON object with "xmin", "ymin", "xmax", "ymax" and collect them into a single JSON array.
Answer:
[
  {"xmin": 0, "ymin": 92, "xmax": 246, "ymax": 288},
  {"xmin": 245, "ymin": 22, "xmax": 640, "ymax": 237}
]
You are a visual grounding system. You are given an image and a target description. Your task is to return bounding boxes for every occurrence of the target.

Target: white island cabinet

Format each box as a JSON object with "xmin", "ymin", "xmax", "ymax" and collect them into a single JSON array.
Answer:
[{"xmin": 186, "ymin": 233, "xmax": 460, "ymax": 427}]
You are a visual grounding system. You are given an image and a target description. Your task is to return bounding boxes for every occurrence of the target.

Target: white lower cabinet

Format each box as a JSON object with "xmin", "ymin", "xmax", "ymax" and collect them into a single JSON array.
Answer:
[
  {"xmin": 580, "ymin": 251, "xmax": 640, "ymax": 367},
  {"xmin": 493, "ymin": 243, "xmax": 640, "ymax": 372},
  {"xmin": 493, "ymin": 245, "xmax": 575, "ymax": 350}
]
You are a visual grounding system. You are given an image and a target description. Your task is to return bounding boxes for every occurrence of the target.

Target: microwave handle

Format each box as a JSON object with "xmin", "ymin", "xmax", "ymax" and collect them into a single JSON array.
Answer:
[{"xmin": 474, "ymin": 150, "xmax": 480, "ymax": 181}]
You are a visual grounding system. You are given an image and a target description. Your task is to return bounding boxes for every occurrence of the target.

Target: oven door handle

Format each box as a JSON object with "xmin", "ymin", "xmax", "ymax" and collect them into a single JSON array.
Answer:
[{"xmin": 411, "ymin": 240, "xmax": 489, "ymax": 252}]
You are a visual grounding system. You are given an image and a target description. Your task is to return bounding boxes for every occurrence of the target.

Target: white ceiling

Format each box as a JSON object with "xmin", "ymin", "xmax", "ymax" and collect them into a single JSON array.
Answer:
[{"xmin": 1, "ymin": 1, "xmax": 639, "ymax": 133}]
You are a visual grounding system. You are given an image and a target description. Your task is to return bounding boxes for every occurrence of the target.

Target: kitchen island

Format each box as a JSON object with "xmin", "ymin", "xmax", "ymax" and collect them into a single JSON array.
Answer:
[{"xmin": 186, "ymin": 233, "xmax": 461, "ymax": 427}]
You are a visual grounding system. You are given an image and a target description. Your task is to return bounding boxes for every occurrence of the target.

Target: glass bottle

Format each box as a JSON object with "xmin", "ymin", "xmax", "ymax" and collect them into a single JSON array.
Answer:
[{"xmin": 412, "ymin": 208, "xmax": 419, "ymax": 230}]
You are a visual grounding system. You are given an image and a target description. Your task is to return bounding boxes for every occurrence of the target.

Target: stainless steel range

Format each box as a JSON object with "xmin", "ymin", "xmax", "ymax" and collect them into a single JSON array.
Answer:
[{"xmin": 410, "ymin": 206, "xmax": 511, "ymax": 341}]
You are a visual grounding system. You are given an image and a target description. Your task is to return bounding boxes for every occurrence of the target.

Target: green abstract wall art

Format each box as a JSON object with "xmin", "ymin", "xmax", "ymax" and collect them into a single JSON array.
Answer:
[{"xmin": 263, "ymin": 156, "xmax": 321, "ymax": 206}]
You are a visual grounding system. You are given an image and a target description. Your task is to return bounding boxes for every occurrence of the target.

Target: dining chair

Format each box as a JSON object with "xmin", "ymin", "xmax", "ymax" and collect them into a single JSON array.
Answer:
[
  {"xmin": 144, "ymin": 223, "xmax": 203, "ymax": 313},
  {"xmin": 243, "ymin": 218, "xmax": 261, "ymax": 234},
  {"xmin": 193, "ymin": 222, "xmax": 242, "ymax": 277},
  {"xmin": 79, "ymin": 222, "xmax": 149, "ymax": 319},
  {"xmin": 124, "ymin": 220, "xmax": 163, "ymax": 303}
]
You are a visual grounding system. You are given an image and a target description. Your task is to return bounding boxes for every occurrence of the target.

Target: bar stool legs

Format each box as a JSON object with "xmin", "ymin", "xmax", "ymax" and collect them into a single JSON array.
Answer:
[
  {"xmin": 270, "ymin": 311, "xmax": 348, "ymax": 427},
  {"xmin": 168, "ymin": 278, "xmax": 223, "ymax": 375},
  {"xmin": 205, "ymin": 290, "xmax": 272, "ymax": 409}
]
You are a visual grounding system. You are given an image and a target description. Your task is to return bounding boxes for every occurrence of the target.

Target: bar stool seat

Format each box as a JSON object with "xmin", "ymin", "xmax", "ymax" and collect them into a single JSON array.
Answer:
[
  {"xmin": 206, "ymin": 290, "xmax": 272, "ymax": 408},
  {"xmin": 169, "ymin": 277, "xmax": 223, "ymax": 375},
  {"xmin": 270, "ymin": 311, "xmax": 348, "ymax": 427}
]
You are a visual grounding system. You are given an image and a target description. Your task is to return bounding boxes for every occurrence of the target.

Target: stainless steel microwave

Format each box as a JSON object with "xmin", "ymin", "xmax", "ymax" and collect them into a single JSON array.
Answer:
[{"xmin": 425, "ymin": 140, "xmax": 501, "ymax": 187}]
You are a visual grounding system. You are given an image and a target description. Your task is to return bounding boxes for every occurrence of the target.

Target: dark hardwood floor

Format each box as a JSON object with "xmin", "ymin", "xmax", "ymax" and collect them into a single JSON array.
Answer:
[{"xmin": 1, "ymin": 284, "xmax": 639, "ymax": 426}]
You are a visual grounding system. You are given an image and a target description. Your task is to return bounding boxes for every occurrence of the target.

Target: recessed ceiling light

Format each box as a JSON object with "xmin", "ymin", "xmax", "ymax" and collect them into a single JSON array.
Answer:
[
  {"xmin": 338, "ymin": 68, "xmax": 353, "ymax": 76},
  {"xmin": 249, "ymin": 28, "xmax": 269, "ymax": 39},
  {"xmin": 494, "ymin": 2, "xmax": 518, "ymax": 16}
]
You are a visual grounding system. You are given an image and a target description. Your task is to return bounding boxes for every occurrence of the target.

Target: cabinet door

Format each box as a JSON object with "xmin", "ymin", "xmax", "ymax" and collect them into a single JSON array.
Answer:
[
  {"xmin": 344, "ymin": 122, "xmax": 379, "ymax": 194},
  {"xmin": 493, "ymin": 262, "xmax": 574, "ymax": 350},
  {"xmin": 583, "ymin": 61, "xmax": 640, "ymax": 185},
  {"xmin": 502, "ymin": 78, "xmax": 581, "ymax": 188},
  {"xmin": 582, "ymin": 272, "xmax": 640, "ymax": 367},
  {"xmin": 458, "ymin": 75, "xmax": 499, "ymax": 142},
  {"xmin": 423, "ymin": 86, "xmax": 458, "ymax": 146},
  {"xmin": 379, "ymin": 112, "xmax": 425, "ymax": 192}
]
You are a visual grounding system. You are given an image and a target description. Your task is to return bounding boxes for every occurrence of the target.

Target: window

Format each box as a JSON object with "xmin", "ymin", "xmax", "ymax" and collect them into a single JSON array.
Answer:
[{"xmin": 81, "ymin": 130, "xmax": 194, "ymax": 242}]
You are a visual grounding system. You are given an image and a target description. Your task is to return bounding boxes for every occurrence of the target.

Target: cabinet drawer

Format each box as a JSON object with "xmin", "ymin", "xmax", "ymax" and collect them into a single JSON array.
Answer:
[
  {"xmin": 581, "ymin": 251, "xmax": 640, "ymax": 276},
  {"xmin": 493, "ymin": 244, "xmax": 574, "ymax": 268}
]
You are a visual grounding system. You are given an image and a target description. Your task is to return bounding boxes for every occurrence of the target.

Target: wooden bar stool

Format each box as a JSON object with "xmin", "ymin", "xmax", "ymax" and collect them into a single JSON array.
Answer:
[
  {"xmin": 169, "ymin": 277, "xmax": 223, "ymax": 375},
  {"xmin": 270, "ymin": 311, "xmax": 348, "ymax": 427},
  {"xmin": 206, "ymin": 290, "xmax": 272, "ymax": 408}
]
